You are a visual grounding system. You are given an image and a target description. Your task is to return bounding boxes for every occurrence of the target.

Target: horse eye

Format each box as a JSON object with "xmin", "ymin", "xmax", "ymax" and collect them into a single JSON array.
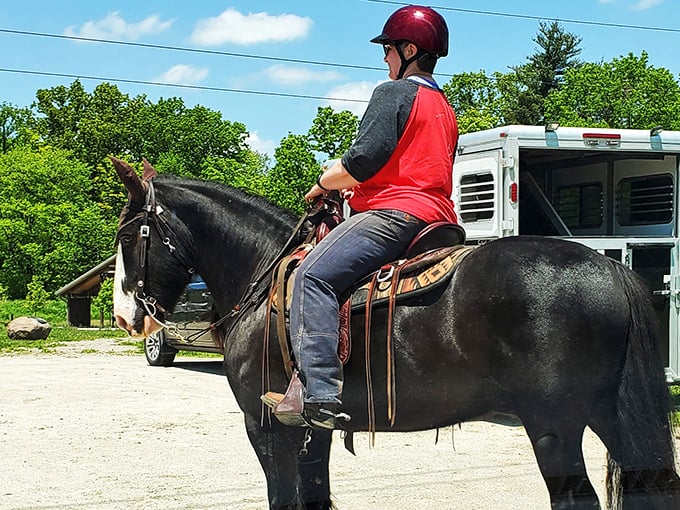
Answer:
[{"xmin": 119, "ymin": 234, "xmax": 134, "ymax": 245}]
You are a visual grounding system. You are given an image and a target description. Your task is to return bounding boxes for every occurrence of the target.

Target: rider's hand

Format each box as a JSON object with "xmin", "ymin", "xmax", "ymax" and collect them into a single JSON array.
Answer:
[
  {"xmin": 305, "ymin": 184, "xmax": 325, "ymax": 203},
  {"xmin": 341, "ymin": 188, "xmax": 354, "ymax": 200}
]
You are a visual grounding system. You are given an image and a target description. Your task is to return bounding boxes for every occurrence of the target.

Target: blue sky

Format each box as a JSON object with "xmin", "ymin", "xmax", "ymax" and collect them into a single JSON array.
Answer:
[{"xmin": 1, "ymin": 0, "xmax": 679, "ymax": 157}]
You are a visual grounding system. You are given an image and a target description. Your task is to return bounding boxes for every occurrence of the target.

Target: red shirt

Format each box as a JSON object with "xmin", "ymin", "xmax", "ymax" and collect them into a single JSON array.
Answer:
[{"xmin": 347, "ymin": 84, "xmax": 458, "ymax": 223}]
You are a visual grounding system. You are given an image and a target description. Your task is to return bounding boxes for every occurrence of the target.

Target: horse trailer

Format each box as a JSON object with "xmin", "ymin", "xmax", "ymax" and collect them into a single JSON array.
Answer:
[{"xmin": 452, "ymin": 124, "xmax": 680, "ymax": 382}]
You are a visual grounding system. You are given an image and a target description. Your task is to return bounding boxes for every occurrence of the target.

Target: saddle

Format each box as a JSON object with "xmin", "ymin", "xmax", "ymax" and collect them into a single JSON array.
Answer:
[{"xmin": 265, "ymin": 210, "xmax": 471, "ymax": 427}]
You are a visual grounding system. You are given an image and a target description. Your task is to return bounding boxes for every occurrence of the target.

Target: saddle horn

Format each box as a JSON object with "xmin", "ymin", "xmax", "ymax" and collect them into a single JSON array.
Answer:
[{"xmin": 110, "ymin": 156, "xmax": 152, "ymax": 204}]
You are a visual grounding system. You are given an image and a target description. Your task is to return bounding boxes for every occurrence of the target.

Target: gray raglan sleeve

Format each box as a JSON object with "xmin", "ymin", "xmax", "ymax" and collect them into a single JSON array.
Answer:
[{"xmin": 341, "ymin": 80, "xmax": 417, "ymax": 182}]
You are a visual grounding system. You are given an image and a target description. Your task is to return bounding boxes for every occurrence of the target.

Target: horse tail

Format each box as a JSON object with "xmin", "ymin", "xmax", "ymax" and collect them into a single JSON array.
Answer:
[{"xmin": 606, "ymin": 261, "xmax": 678, "ymax": 508}]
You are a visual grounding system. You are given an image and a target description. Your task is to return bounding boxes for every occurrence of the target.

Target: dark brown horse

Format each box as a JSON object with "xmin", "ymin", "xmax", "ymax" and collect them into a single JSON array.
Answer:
[{"xmin": 111, "ymin": 157, "xmax": 680, "ymax": 509}]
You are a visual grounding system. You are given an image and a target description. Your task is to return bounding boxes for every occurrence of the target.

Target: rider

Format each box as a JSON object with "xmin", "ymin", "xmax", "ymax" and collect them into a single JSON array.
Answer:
[{"xmin": 271, "ymin": 5, "xmax": 459, "ymax": 429}]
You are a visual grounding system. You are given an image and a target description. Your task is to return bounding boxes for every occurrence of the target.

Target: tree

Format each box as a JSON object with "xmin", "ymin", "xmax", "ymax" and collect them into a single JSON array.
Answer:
[
  {"xmin": 25, "ymin": 275, "xmax": 49, "ymax": 314},
  {"xmin": 129, "ymin": 97, "xmax": 253, "ymax": 178},
  {"xmin": 92, "ymin": 277, "xmax": 114, "ymax": 325},
  {"xmin": 544, "ymin": 51, "xmax": 680, "ymax": 129},
  {"xmin": 265, "ymin": 134, "xmax": 319, "ymax": 213},
  {"xmin": 503, "ymin": 21, "xmax": 582, "ymax": 125},
  {"xmin": 442, "ymin": 71, "xmax": 503, "ymax": 134},
  {"xmin": 33, "ymin": 80, "xmax": 132, "ymax": 166},
  {"xmin": 0, "ymin": 102, "xmax": 36, "ymax": 153},
  {"xmin": 199, "ymin": 151, "xmax": 268, "ymax": 195},
  {"xmin": 0, "ymin": 146, "xmax": 116, "ymax": 298},
  {"xmin": 307, "ymin": 106, "xmax": 359, "ymax": 159}
]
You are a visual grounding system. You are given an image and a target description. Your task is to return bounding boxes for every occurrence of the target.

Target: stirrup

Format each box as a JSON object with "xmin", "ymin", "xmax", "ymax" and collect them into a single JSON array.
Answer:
[{"xmin": 261, "ymin": 370, "xmax": 308, "ymax": 427}]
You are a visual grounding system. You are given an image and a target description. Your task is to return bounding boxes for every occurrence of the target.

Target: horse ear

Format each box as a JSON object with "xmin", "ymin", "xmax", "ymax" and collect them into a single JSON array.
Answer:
[
  {"xmin": 141, "ymin": 158, "xmax": 158, "ymax": 182},
  {"xmin": 110, "ymin": 156, "xmax": 146, "ymax": 204}
]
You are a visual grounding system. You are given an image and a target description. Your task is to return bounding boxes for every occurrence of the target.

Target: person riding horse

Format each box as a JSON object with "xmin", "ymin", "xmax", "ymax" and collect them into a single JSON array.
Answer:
[{"xmin": 266, "ymin": 5, "xmax": 460, "ymax": 430}]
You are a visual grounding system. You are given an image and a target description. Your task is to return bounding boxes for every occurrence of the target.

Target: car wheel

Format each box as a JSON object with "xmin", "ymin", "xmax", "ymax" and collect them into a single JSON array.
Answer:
[{"xmin": 144, "ymin": 330, "xmax": 177, "ymax": 367}]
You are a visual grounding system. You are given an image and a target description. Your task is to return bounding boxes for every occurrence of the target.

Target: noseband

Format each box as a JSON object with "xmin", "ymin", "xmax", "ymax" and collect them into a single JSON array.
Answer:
[{"xmin": 117, "ymin": 180, "xmax": 195, "ymax": 332}]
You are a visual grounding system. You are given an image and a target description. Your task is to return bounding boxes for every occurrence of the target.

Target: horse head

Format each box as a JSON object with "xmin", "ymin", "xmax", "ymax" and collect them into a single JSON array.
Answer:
[{"xmin": 110, "ymin": 157, "xmax": 195, "ymax": 337}]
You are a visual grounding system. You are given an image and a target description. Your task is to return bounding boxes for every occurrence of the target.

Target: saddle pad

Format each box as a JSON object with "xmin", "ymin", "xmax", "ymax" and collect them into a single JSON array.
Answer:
[{"xmin": 350, "ymin": 245, "xmax": 475, "ymax": 311}]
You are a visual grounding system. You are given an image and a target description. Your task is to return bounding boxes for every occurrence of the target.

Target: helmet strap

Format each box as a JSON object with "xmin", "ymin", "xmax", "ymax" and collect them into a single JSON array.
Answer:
[{"xmin": 395, "ymin": 44, "xmax": 422, "ymax": 79}]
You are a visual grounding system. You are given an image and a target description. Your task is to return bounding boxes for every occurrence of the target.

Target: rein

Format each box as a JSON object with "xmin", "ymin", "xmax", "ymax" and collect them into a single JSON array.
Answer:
[{"xmin": 206, "ymin": 198, "xmax": 341, "ymax": 342}]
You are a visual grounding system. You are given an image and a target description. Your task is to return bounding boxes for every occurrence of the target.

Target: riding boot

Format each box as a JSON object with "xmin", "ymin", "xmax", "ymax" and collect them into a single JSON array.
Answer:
[{"xmin": 303, "ymin": 403, "xmax": 351, "ymax": 430}]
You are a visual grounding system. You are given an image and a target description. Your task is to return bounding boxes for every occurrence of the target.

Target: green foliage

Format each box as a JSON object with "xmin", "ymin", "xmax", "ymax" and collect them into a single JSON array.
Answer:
[
  {"xmin": 503, "ymin": 22, "xmax": 582, "ymax": 125},
  {"xmin": 545, "ymin": 51, "xmax": 680, "ymax": 129},
  {"xmin": 0, "ymin": 146, "xmax": 116, "ymax": 298},
  {"xmin": 92, "ymin": 277, "xmax": 113, "ymax": 318},
  {"xmin": 199, "ymin": 152, "xmax": 268, "ymax": 195},
  {"xmin": 442, "ymin": 71, "xmax": 503, "ymax": 134},
  {"xmin": 25, "ymin": 276, "xmax": 49, "ymax": 314},
  {"xmin": 33, "ymin": 80, "xmax": 134, "ymax": 167},
  {"xmin": 307, "ymin": 106, "xmax": 359, "ymax": 159},
  {"xmin": 442, "ymin": 22, "xmax": 583, "ymax": 129},
  {"xmin": 0, "ymin": 299, "xmax": 67, "ymax": 326},
  {"xmin": 129, "ymin": 97, "xmax": 252, "ymax": 178},
  {"xmin": 0, "ymin": 102, "xmax": 37, "ymax": 153},
  {"xmin": 265, "ymin": 133, "xmax": 320, "ymax": 213}
]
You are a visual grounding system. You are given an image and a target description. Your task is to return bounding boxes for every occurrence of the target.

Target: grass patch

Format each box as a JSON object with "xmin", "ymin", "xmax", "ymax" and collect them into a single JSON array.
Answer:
[
  {"xmin": 0, "ymin": 328, "xmax": 128, "ymax": 354},
  {"xmin": 0, "ymin": 298, "xmax": 128, "ymax": 354}
]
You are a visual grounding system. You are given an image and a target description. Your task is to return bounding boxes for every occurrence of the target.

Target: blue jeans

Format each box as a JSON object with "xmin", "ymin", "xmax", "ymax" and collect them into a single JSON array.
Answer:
[{"xmin": 290, "ymin": 209, "xmax": 426, "ymax": 404}]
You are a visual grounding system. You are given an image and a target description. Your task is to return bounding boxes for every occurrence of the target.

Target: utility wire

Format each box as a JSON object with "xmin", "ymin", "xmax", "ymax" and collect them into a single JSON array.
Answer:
[
  {"xmin": 364, "ymin": 0, "xmax": 680, "ymax": 34},
  {"xmin": 2, "ymin": 2, "xmax": 676, "ymax": 105},
  {"xmin": 0, "ymin": 67, "xmax": 370, "ymax": 104},
  {"xmin": 0, "ymin": 28, "xmax": 385, "ymax": 73}
]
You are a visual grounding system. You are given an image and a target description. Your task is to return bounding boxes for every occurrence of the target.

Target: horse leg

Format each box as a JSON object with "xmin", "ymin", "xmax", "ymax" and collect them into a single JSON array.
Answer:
[
  {"xmin": 522, "ymin": 415, "xmax": 600, "ymax": 510},
  {"xmin": 297, "ymin": 429, "xmax": 333, "ymax": 509},
  {"xmin": 590, "ymin": 401, "xmax": 680, "ymax": 510},
  {"xmin": 244, "ymin": 414, "xmax": 333, "ymax": 510}
]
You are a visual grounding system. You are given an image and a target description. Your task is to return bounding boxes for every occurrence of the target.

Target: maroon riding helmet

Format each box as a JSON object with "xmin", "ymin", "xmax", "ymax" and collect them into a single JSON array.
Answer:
[{"xmin": 370, "ymin": 5, "xmax": 449, "ymax": 58}]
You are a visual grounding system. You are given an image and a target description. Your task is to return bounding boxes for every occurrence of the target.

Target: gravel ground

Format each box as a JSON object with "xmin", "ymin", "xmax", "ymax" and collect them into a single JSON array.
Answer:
[{"xmin": 0, "ymin": 338, "xmax": 675, "ymax": 509}]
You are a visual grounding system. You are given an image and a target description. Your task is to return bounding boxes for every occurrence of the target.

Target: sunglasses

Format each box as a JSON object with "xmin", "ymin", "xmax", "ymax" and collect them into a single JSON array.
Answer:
[{"xmin": 382, "ymin": 44, "xmax": 393, "ymax": 57}]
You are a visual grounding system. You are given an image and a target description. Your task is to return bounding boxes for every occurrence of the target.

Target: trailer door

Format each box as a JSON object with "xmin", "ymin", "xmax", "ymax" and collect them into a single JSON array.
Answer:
[{"xmin": 454, "ymin": 149, "xmax": 504, "ymax": 240}]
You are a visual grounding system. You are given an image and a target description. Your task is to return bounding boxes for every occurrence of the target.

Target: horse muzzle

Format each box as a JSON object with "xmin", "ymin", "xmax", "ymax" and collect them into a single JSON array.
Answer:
[{"xmin": 114, "ymin": 312, "xmax": 164, "ymax": 338}]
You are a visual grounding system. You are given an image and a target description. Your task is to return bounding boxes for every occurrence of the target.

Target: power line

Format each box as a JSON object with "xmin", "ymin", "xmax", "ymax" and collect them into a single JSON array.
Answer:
[
  {"xmin": 0, "ymin": 28, "xmax": 385, "ymax": 73},
  {"xmin": 364, "ymin": 0, "xmax": 680, "ymax": 34},
  {"xmin": 0, "ymin": 67, "xmax": 370, "ymax": 104}
]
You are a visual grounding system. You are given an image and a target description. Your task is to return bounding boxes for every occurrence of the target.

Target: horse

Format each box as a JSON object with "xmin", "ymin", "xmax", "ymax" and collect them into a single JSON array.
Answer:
[{"xmin": 110, "ymin": 157, "xmax": 680, "ymax": 510}]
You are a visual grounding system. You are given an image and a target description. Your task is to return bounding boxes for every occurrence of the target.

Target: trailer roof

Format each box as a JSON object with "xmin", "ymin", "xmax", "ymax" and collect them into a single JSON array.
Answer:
[{"xmin": 458, "ymin": 125, "xmax": 680, "ymax": 153}]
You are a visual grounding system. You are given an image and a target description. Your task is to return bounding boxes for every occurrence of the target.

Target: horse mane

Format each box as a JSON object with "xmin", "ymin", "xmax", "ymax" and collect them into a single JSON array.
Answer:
[
  {"xmin": 147, "ymin": 174, "xmax": 300, "ymax": 308},
  {"xmin": 154, "ymin": 173, "xmax": 297, "ymax": 224}
]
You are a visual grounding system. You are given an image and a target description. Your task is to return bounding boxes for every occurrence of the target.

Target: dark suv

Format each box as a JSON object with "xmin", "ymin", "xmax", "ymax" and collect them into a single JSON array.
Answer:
[{"xmin": 144, "ymin": 277, "xmax": 221, "ymax": 366}]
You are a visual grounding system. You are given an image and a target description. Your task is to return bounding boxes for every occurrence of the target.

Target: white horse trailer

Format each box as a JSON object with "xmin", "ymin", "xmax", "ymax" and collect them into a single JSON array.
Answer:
[{"xmin": 452, "ymin": 124, "xmax": 680, "ymax": 382}]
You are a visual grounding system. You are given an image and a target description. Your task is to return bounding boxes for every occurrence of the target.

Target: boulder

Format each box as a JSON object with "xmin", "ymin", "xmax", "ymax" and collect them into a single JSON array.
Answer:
[{"xmin": 6, "ymin": 316, "xmax": 52, "ymax": 340}]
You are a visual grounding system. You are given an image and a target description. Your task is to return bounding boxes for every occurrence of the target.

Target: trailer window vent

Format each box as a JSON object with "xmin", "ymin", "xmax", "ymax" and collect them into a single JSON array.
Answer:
[
  {"xmin": 554, "ymin": 183, "xmax": 604, "ymax": 229},
  {"xmin": 459, "ymin": 173, "xmax": 495, "ymax": 222},
  {"xmin": 616, "ymin": 174, "xmax": 674, "ymax": 226}
]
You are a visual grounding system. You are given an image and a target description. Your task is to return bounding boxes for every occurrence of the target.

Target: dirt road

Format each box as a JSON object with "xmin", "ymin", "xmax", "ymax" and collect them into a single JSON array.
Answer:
[{"xmin": 0, "ymin": 339, "xmax": 669, "ymax": 509}]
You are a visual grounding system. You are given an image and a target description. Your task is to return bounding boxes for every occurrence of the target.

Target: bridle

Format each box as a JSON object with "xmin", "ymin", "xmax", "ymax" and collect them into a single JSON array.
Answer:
[
  {"xmin": 117, "ymin": 180, "xmax": 343, "ymax": 343},
  {"xmin": 117, "ymin": 179, "xmax": 195, "ymax": 333}
]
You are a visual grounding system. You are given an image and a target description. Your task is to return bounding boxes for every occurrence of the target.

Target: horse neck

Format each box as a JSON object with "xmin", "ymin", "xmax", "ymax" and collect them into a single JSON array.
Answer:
[{"xmin": 157, "ymin": 178, "xmax": 297, "ymax": 312}]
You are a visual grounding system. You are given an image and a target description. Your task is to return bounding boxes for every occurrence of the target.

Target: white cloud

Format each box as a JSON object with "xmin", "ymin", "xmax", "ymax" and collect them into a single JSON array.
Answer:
[
  {"xmin": 153, "ymin": 64, "xmax": 208, "ymax": 85},
  {"xmin": 191, "ymin": 8, "xmax": 312, "ymax": 46},
  {"xmin": 64, "ymin": 12, "xmax": 172, "ymax": 41},
  {"xmin": 246, "ymin": 131, "xmax": 276, "ymax": 156},
  {"xmin": 262, "ymin": 65, "xmax": 343, "ymax": 86},
  {"xmin": 325, "ymin": 81, "xmax": 384, "ymax": 117},
  {"xmin": 631, "ymin": 0, "xmax": 663, "ymax": 9}
]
